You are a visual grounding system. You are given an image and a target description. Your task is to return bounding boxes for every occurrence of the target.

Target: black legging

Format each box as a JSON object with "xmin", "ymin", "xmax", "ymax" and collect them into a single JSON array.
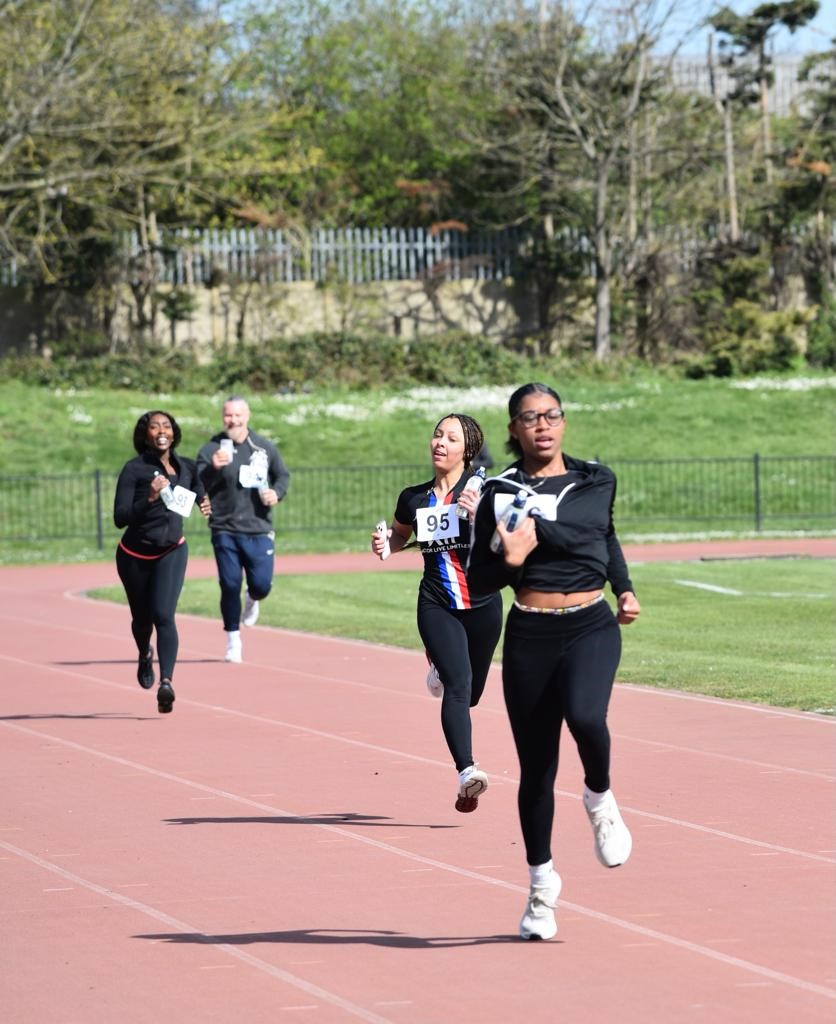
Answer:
[
  {"xmin": 116, "ymin": 541, "xmax": 188, "ymax": 682},
  {"xmin": 502, "ymin": 600, "xmax": 622, "ymax": 866},
  {"xmin": 417, "ymin": 593, "xmax": 503, "ymax": 772}
]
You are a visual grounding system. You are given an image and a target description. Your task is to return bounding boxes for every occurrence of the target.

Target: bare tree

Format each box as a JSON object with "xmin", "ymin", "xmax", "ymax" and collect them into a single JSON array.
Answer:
[
  {"xmin": 707, "ymin": 32, "xmax": 741, "ymax": 241},
  {"xmin": 473, "ymin": 0, "xmax": 678, "ymax": 360}
]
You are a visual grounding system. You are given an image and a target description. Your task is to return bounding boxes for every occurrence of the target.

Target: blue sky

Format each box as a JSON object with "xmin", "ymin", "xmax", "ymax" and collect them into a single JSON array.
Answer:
[{"xmin": 661, "ymin": 1, "xmax": 833, "ymax": 57}]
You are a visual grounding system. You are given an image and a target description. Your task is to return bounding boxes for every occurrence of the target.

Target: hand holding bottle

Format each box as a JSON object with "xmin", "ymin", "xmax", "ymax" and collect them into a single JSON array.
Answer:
[
  {"xmin": 489, "ymin": 489, "xmax": 528, "ymax": 552},
  {"xmin": 456, "ymin": 466, "xmax": 486, "ymax": 520},
  {"xmin": 493, "ymin": 515, "xmax": 538, "ymax": 566},
  {"xmin": 372, "ymin": 520, "xmax": 391, "ymax": 560},
  {"xmin": 150, "ymin": 470, "xmax": 174, "ymax": 506},
  {"xmin": 489, "ymin": 489, "xmax": 539, "ymax": 565}
]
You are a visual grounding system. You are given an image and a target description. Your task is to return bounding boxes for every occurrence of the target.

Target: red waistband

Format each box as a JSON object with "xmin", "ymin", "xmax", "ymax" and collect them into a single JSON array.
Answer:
[{"xmin": 119, "ymin": 537, "xmax": 185, "ymax": 560}]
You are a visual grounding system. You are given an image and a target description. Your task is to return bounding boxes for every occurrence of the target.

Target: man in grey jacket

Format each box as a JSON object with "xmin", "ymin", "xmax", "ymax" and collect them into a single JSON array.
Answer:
[{"xmin": 196, "ymin": 396, "xmax": 290, "ymax": 663}]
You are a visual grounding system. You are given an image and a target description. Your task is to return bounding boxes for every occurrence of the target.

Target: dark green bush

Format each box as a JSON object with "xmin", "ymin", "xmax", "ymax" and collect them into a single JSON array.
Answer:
[
  {"xmin": 806, "ymin": 297, "xmax": 836, "ymax": 369},
  {"xmin": 0, "ymin": 331, "xmax": 542, "ymax": 392}
]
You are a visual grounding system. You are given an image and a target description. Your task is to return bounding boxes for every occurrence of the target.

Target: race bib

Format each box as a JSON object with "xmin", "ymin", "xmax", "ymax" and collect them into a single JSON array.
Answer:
[
  {"xmin": 168, "ymin": 486, "xmax": 197, "ymax": 518},
  {"xmin": 240, "ymin": 451, "xmax": 269, "ymax": 489},
  {"xmin": 239, "ymin": 465, "xmax": 268, "ymax": 488},
  {"xmin": 415, "ymin": 505, "xmax": 460, "ymax": 543}
]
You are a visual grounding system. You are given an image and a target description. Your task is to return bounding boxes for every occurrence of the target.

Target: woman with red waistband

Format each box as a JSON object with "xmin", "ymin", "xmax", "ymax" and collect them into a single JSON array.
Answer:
[
  {"xmin": 467, "ymin": 383, "xmax": 641, "ymax": 941},
  {"xmin": 114, "ymin": 410, "xmax": 210, "ymax": 713}
]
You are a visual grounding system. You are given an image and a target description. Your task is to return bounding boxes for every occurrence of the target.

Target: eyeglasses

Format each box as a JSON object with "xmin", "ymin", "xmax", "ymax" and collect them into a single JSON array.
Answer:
[{"xmin": 514, "ymin": 409, "xmax": 565, "ymax": 427}]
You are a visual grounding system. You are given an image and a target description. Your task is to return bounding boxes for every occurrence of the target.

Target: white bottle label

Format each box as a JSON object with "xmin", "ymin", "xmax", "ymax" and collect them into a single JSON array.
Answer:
[{"xmin": 493, "ymin": 492, "xmax": 558, "ymax": 522}]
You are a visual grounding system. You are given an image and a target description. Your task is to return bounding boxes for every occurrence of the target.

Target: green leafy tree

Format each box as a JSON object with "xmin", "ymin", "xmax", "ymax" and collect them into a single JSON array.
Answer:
[
  {"xmin": 234, "ymin": 0, "xmax": 488, "ymax": 227},
  {"xmin": 0, "ymin": 0, "xmax": 297, "ymax": 345}
]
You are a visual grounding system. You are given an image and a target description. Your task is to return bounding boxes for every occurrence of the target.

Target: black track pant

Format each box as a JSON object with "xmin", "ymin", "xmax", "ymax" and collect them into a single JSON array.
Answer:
[
  {"xmin": 116, "ymin": 542, "xmax": 188, "ymax": 682},
  {"xmin": 502, "ymin": 600, "xmax": 622, "ymax": 866},
  {"xmin": 417, "ymin": 594, "xmax": 503, "ymax": 772}
]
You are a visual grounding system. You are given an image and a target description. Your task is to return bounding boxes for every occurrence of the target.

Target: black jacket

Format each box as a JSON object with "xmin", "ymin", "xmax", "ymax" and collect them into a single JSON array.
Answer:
[
  {"xmin": 113, "ymin": 450, "xmax": 204, "ymax": 553},
  {"xmin": 467, "ymin": 455, "xmax": 634, "ymax": 598}
]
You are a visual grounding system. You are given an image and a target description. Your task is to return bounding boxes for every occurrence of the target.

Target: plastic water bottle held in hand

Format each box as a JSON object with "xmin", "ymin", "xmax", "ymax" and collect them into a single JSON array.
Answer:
[
  {"xmin": 375, "ymin": 520, "xmax": 391, "ymax": 561},
  {"xmin": 456, "ymin": 465, "xmax": 486, "ymax": 519},
  {"xmin": 251, "ymin": 450, "xmax": 269, "ymax": 492},
  {"xmin": 489, "ymin": 489, "xmax": 528, "ymax": 553},
  {"xmin": 155, "ymin": 470, "xmax": 175, "ymax": 508}
]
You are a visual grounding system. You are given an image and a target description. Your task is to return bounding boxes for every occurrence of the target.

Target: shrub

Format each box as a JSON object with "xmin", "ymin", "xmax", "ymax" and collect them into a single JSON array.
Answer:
[
  {"xmin": 0, "ymin": 331, "xmax": 543, "ymax": 392},
  {"xmin": 806, "ymin": 297, "xmax": 836, "ymax": 369}
]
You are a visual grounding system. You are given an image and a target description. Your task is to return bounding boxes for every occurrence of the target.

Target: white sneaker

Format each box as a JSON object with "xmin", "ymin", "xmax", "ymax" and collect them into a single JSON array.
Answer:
[
  {"xmin": 426, "ymin": 663, "xmax": 443, "ymax": 698},
  {"xmin": 520, "ymin": 870, "xmax": 561, "ymax": 940},
  {"xmin": 584, "ymin": 788, "xmax": 632, "ymax": 867},
  {"xmin": 455, "ymin": 763, "xmax": 488, "ymax": 813},
  {"xmin": 224, "ymin": 631, "xmax": 243, "ymax": 663},
  {"xmin": 242, "ymin": 592, "xmax": 260, "ymax": 627}
]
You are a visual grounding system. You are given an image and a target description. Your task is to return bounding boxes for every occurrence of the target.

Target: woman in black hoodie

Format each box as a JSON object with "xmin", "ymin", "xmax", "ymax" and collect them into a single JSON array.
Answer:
[
  {"xmin": 467, "ymin": 383, "xmax": 640, "ymax": 941},
  {"xmin": 114, "ymin": 410, "xmax": 210, "ymax": 713}
]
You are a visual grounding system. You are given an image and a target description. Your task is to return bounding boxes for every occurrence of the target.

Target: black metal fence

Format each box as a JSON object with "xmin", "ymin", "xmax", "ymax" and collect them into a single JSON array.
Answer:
[{"xmin": 1, "ymin": 455, "xmax": 833, "ymax": 549}]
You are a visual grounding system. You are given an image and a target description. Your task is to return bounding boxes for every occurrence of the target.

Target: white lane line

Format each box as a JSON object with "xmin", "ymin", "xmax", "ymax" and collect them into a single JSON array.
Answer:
[
  {"xmin": 674, "ymin": 579, "xmax": 829, "ymax": 599},
  {"xmin": 675, "ymin": 580, "xmax": 742, "ymax": 595},
  {"xmin": 2, "ymin": 646, "xmax": 832, "ymax": 790},
  {"xmin": 3, "ymin": 824, "xmax": 834, "ymax": 1004},
  {"xmin": 2, "ymin": 705, "xmax": 833, "ymax": 864},
  {"xmin": 2, "ymin": 601, "xmax": 832, "ymax": 730},
  {"xmin": 0, "ymin": 839, "xmax": 395, "ymax": 1024},
  {"xmin": 3, "ymin": 606, "xmax": 832, "ymax": 729},
  {"xmin": 617, "ymin": 732, "xmax": 835, "ymax": 782},
  {"xmin": 618, "ymin": 683, "xmax": 834, "ymax": 723}
]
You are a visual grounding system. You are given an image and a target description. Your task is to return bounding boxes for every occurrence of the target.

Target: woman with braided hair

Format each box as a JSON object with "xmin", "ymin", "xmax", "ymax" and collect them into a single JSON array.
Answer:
[{"xmin": 371, "ymin": 413, "xmax": 503, "ymax": 813}]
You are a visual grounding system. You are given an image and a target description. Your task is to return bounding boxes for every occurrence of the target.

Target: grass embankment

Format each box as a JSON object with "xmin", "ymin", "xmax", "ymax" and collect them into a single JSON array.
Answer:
[{"xmin": 1, "ymin": 372, "xmax": 834, "ymax": 564}]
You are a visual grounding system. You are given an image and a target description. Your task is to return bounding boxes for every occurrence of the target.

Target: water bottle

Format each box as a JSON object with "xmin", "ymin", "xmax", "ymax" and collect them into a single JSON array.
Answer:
[
  {"xmin": 489, "ymin": 489, "xmax": 528, "ymax": 553},
  {"xmin": 251, "ymin": 450, "xmax": 270, "ymax": 492},
  {"xmin": 456, "ymin": 466, "xmax": 486, "ymax": 519},
  {"xmin": 374, "ymin": 519, "xmax": 391, "ymax": 561},
  {"xmin": 155, "ymin": 470, "xmax": 175, "ymax": 508}
]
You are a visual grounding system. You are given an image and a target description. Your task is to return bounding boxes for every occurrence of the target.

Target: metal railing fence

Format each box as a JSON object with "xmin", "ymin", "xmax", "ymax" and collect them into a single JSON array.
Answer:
[{"xmin": 1, "ymin": 456, "xmax": 833, "ymax": 550}]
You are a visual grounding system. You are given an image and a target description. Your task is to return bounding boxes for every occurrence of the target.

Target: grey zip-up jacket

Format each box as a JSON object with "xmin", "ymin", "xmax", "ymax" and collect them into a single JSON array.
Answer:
[{"xmin": 196, "ymin": 430, "xmax": 290, "ymax": 536}]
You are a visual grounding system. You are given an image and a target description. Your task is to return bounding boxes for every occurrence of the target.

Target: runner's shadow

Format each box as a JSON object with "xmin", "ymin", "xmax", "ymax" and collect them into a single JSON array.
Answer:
[
  {"xmin": 52, "ymin": 658, "xmax": 217, "ymax": 666},
  {"xmin": 134, "ymin": 928, "xmax": 529, "ymax": 948},
  {"xmin": 0, "ymin": 712, "xmax": 153, "ymax": 721},
  {"xmin": 165, "ymin": 812, "xmax": 456, "ymax": 830}
]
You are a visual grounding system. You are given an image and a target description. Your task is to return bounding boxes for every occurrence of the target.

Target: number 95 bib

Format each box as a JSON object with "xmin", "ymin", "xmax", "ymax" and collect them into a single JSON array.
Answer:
[{"xmin": 415, "ymin": 505, "xmax": 461, "ymax": 544}]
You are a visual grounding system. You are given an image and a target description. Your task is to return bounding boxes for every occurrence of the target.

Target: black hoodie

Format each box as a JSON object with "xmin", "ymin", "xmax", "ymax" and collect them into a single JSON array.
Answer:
[
  {"xmin": 466, "ymin": 455, "xmax": 634, "ymax": 598},
  {"xmin": 113, "ymin": 450, "xmax": 204, "ymax": 553}
]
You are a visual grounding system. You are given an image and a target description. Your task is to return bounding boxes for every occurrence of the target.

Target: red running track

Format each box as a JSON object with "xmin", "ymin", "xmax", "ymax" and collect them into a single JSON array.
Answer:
[{"xmin": 1, "ymin": 538, "xmax": 834, "ymax": 1023}]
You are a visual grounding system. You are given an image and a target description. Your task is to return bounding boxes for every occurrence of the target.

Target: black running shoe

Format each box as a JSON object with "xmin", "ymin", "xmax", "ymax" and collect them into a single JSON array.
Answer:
[
  {"xmin": 137, "ymin": 646, "xmax": 155, "ymax": 689},
  {"xmin": 157, "ymin": 680, "xmax": 175, "ymax": 714}
]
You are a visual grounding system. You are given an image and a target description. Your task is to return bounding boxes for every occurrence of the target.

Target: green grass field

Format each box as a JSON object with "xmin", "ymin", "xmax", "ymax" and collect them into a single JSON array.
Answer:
[
  {"xmin": 1, "ymin": 373, "xmax": 834, "ymax": 564},
  {"xmin": 89, "ymin": 555, "xmax": 835, "ymax": 715},
  {"xmin": 8, "ymin": 370, "xmax": 836, "ymax": 714}
]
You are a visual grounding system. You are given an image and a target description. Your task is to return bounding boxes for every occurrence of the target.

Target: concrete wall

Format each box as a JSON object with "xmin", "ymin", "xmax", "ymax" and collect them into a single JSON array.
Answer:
[{"xmin": 0, "ymin": 278, "xmax": 539, "ymax": 355}]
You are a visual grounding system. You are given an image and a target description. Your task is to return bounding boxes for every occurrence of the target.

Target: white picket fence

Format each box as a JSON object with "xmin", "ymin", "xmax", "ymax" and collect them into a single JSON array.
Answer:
[
  {"xmin": 129, "ymin": 224, "xmax": 531, "ymax": 287},
  {"xmin": 124, "ymin": 221, "xmax": 829, "ymax": 287},
  {"xmin": 1, "ymin": 219, "xmax": 831, "ymax": 288}
]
